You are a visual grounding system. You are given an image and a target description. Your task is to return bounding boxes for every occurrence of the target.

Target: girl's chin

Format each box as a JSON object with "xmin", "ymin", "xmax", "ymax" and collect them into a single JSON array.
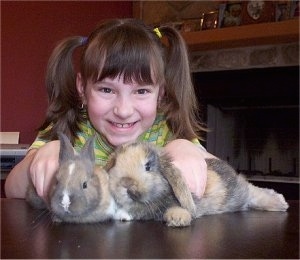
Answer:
[
  {"xmin": 107, "ymin": 137, "xmax": 137, "ymax": 147},
  {"xmin": 104, "ymin": 132, "xmax": 141, "ymax": 146}
]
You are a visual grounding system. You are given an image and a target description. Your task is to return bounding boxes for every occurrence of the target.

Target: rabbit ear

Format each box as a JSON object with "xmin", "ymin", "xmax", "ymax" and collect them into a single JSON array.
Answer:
[
  {"xmin": 80, "ymin": 135, "xmax": 95, "ymax": 163},
  {"xmin": 104, "ymin": 152, "xmax": 116, "ymax": 171},
  {"xmin": 159, "ymin": 152, "xmax": 196, "ymax": 216},
  {"xmin": 104, "ymin": 143, "xmax": 127, "ymax": 171},
  {"xmin": 58, "ymin": 132, "xmax": 75, "ymax": 164}
]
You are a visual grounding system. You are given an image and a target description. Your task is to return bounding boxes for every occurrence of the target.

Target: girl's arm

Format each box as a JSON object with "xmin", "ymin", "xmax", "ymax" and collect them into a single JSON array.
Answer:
[
  {"xmin": 4, "ymin": 140, "xmax": 60, "ymax": 199},
  {"xmin": 4, "ymin": 149, "xmax": 37, "ymax": 198},
  {"xmin": 164, "ymin": 139, "xmax": 216, "ymax": 198}
]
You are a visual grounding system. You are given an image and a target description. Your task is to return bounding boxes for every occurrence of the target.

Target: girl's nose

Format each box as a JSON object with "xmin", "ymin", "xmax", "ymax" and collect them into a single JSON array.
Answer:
[{"xmin": 113, "ymin": 96, "xmax": 134, "ymax": 118}]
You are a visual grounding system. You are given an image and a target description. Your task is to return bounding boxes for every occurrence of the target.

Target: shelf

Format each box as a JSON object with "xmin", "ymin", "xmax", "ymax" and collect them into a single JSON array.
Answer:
[{"xmin": 181, "ymin": 19, "xmax": 299, "ymax": 51}]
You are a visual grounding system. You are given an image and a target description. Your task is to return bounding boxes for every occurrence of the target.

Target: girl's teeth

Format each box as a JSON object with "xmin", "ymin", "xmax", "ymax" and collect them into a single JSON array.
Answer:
[{"xmin": 115, "ymin": 123, "xmax": 132, "ymax": 128}]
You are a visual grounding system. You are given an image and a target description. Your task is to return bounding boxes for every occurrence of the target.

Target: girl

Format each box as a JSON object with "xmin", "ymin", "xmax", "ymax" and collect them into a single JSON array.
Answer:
[{"xmin": 5, "ymin": 19, "xmax": 215, "ymax": 200}]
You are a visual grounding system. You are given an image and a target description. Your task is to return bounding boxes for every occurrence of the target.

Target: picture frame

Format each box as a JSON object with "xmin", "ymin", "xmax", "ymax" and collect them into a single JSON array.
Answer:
[
  {"xmin": 219, "ymin": 2, "xmax": 243, "ymax": 28},
  {"xmin": 201, "ymin": 11, "xmax": 219, "ymax": 30},
  {"xmin": 241, "ymin": 1, "xmax": 275, "ymax": 25},
  {"xmin": 290, "ymin": 0, "xmax": 300, "ymax": 18},
  {"xmin": 275, "ymin": 2, "xmax": 293, "ymax": 21}
]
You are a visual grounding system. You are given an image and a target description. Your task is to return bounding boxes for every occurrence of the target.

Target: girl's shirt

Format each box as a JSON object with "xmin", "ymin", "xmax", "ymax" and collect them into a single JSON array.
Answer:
[{"xmin": 30, "ymin": 112, "xmax": 204, "ymax": 166}]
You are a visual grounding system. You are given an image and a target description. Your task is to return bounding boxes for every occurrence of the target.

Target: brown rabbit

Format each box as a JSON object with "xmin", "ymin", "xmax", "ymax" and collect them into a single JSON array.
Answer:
[
  {"xmin": 106, "ymin": 142, "xmax": 289, "ymax": 227},
  {"xmin": 106, "ymin": 141, "xmax": 196, "ymax": 227},
  {"xmin": 26, "ymin": 133, "xmax": 116, "ymax": 223}
]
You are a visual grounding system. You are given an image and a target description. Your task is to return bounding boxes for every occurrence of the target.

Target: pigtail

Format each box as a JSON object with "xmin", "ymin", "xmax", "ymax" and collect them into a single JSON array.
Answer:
[
  {"xmin": 38, "ymin": 36, "xmax": 85, "ymax": 143},
  {"xmin": 158, "ymin": 26, "xmax": 206, "ymax": 140}
]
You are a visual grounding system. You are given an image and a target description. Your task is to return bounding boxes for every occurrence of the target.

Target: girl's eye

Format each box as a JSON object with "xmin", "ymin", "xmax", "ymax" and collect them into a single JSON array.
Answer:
[
  {"xmin": 100, "ymin": 88, "xmax": 112, "ymax": 94},
  {"xmin": 145, "ymin": 162, "xmax": 151, "ymax": 171},
  {"xmin": 136, "ymin": 89, "xmax": 150, "ymax": 95}
]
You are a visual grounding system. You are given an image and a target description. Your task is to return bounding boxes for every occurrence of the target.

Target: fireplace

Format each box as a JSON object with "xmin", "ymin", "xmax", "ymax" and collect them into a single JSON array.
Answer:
[{"xmin": 193, "ymin": 66, "xmax": 299, "ymax": 199}]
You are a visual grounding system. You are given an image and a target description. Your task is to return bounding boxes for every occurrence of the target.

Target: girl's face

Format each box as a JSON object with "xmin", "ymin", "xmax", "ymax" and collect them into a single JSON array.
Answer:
[{"xmin": 77, "ymin": 74, "xmax": 163, "ymax": 147}]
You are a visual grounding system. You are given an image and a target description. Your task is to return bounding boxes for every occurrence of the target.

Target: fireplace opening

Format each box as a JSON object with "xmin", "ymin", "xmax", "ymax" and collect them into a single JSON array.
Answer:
[{"xmin": 193, "ymin": 66, "xmax": 299, "ymax": 198}]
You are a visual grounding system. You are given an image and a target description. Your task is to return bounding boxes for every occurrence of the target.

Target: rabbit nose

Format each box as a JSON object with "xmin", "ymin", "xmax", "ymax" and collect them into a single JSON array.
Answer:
[
  {"xmin": 120, "ymin": 177, "xmax": 141, "ymax": 201},
  {"xmin": 120, "ymin": 177, "xmax": 135, "ymax": 188},
  {"xmin": 60, "ymin": 192, "xmax": 71, "ymax": 212},
  {"xmin": 127, "ymin": 188, "xmax": 141, "ymax": 201}
]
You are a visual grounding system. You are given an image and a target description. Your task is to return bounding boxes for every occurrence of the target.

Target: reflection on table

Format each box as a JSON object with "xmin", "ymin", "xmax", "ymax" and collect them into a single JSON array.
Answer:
[{"xmin": 1, "ymin": 199, "xmax": 299, "ymax": 259}]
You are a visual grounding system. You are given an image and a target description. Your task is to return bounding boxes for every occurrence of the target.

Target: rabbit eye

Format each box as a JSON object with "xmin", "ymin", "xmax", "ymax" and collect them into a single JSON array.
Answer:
[
  {"xmin": 145, "ymin": 162, "xmax": 151, "ymax": 171},
  {"xmin": 82, "ymin": 181, "xmax": 87, "ymax": 189}
]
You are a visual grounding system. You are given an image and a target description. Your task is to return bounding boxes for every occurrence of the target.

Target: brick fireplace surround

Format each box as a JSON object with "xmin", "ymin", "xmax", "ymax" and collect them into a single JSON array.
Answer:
[{"xmin": 190, "ymin": 42, "xmax": 298, "ymax": 72}]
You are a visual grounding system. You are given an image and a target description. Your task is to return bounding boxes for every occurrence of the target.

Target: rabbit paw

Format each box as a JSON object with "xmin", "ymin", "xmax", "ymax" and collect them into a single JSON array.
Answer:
[
  {"xmin": 163, "ymin": 206, "xmax": 192, "ymax": 227},
  {"xmin": 114, "ymin": 209, "xmax": 133, "ymax": 221}
]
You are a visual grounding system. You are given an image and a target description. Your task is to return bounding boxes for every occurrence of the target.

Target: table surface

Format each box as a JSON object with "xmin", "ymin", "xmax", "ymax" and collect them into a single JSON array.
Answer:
[{"xmin": 1, "ymin": 199, "xmax": 299, "ymax": 259}]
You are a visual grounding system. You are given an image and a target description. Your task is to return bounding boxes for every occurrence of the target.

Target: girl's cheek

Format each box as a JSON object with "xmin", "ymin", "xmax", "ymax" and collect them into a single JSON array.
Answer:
[
  {"xmin": 87, "ymin": 99, "xmax": 109, "ymax": 116},
  {"xmin": 135, "ymin": 103, "xmax": 156, "ymax": 116}
]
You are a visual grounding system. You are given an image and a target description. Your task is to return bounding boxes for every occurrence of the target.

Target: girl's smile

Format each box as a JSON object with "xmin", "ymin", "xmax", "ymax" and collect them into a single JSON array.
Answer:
[
  {"xmin": 107, "ymin": 120, "xmax": 139, "ymax": 133},
  {"xmin": 110, "ymin": 122, "xmax": 137, "ymax": 128},
  {"xmin": 77, "ymin": 74, "xmax": 163, "ymax": 147}
]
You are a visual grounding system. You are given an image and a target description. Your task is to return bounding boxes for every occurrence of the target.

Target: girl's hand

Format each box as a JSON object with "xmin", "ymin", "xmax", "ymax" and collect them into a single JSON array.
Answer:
[
  {"xmin": 29, "ymin": 140, "xmax": 60, "ymax": 199},
  {"xmin": 164, "ymin": 139, "xmax": 215, "ymax": 198}
]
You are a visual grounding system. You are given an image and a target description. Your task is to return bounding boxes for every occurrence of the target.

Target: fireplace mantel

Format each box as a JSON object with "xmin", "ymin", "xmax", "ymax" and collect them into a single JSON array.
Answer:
[
  {"xmin": 186, "ymin": 19, "xmax": 299, "ymax": 72},
  {"xmin": 181, "ymin": 19, "xmax": 299, "ymax": 52}
]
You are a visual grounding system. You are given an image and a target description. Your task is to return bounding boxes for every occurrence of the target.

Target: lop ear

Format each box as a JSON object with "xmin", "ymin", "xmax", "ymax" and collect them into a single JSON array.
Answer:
[
  {"xmin": 159, "ymin": 152, "xmax": 196, "ymax": 216},
  {"xmin": 58, "ymin": 132, "xmax": 75, "ymax": 164}
]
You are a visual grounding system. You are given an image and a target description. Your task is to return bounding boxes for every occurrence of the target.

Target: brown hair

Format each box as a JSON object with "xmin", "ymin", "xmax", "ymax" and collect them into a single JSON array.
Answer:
[{"xmin": 39, "ymin": 19, "xmax": 206, "ymax": 143}]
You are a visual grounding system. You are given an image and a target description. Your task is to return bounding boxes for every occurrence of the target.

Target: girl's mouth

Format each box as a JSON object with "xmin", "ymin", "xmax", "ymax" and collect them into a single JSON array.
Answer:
[{"xmin": 110, "ymin": 122, "xmax": 136, "ymax": 128}]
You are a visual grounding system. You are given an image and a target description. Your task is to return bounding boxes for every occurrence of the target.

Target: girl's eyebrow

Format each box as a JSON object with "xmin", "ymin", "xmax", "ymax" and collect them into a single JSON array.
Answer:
[
  {"xmin": 94, "ymin": 74, "xmax": 159, "ymax": 87},
  {"xmin": 97, "ymin": 78, "xmax": 155, "ymax": 88},
  {"xmin": 94, "ymin": 79, "xmax": 115, "ymax": 85}
]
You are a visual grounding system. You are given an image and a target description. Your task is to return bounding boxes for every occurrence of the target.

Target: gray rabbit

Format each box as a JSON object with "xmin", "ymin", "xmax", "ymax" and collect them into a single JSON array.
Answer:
[
  {"xmin": 26, "ymin": 133, "xmax": 116, "ymax": 223},
  {"xmin": 106, "ymin": 142, "xmax": 289, "ymax": 227}
]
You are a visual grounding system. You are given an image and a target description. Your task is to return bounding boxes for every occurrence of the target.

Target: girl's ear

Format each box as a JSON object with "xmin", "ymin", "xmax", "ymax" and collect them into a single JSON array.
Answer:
[{"xmin": 76, "ymin": 73, "xmax": 86, "ymax": 104}]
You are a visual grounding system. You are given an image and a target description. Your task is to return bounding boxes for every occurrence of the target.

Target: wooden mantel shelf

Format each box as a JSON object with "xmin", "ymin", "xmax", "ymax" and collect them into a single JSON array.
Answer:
[{"xmin": 182, "ymin": 19, "xmax": 299, "ymax": 52}]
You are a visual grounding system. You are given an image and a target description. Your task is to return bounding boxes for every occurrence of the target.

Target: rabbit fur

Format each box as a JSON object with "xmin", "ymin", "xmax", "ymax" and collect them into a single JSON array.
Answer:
[
  {"xmin": 26, "ymin": 133, "xmax": 116, "ymax": 223},
  {"xmin": 106, "ymin": 142, "xmax": 289, "ymax": 227},
  {"xmin": 26, "ymin": 136, "xmax": 289, "ymax": 227}
]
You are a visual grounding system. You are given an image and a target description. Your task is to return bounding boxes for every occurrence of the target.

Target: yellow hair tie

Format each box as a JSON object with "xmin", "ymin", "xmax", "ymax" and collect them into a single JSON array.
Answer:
[{"xmin": 153, "ymin": 28, "xmax": 162, "ymax": 38}]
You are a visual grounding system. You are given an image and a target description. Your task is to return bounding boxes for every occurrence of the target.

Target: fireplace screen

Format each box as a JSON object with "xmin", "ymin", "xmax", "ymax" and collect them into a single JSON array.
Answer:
[
  {"xmin": 206, "ymin": 105, "xmax": 298, "ymax": 177},
  {"xmin": 194, "ymin": 66, "xmax": 299, "ymax": 180}
]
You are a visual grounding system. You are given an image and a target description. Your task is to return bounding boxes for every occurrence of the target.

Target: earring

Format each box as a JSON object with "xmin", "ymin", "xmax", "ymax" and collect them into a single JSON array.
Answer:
[{"xmin": 79, "ymin": 103, "xmax": 86, "ymax": 111}]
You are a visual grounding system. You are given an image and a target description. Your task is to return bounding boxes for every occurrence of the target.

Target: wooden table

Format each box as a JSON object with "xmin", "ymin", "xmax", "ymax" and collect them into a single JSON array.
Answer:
[{"xmin": 1, "ymin": 199, "xmax": 299, "ymax": 259}]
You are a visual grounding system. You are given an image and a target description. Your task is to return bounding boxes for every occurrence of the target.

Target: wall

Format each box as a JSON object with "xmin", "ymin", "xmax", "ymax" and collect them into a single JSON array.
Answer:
[
  {"xmin": 133, "ymin": 1, "xmax": 219, "ymax": 25},
  {"xmin": 1, "ymin": 1, "xmax": 132, "ymax": 144}
]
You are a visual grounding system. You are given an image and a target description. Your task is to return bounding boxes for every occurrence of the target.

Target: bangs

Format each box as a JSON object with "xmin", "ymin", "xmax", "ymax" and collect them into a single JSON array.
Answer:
[{"xmin": 82, "ymin": 23, "xmax": 165, "ymax": 86}]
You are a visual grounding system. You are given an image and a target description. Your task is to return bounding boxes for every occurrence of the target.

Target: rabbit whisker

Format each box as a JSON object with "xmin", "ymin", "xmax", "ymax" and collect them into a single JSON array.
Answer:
[
  {"xmin": 144, "ymin": 200, "xmax": 157, "ymax": 219},
  {"xmin": 30, "ymin": 209, "xmax": 51, "ymax": 229}
]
